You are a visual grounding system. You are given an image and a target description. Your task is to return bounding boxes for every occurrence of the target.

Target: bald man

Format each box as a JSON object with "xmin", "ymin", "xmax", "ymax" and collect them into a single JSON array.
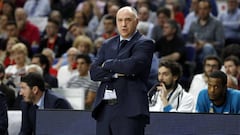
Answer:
[
  {"xmin": 14, "ymin": 8, "xmax": 40, "ymax": 46},
  {"xmin": 90, "ymin": 6, "xmax": 155, "ymax": 135}
]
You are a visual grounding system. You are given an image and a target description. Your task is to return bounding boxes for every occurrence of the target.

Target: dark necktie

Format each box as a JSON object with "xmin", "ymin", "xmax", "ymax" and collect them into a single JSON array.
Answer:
[
  {"xmin": 119, "ymin": 40, "xmax": 128, "ymax": 50},
  {"xmin": 34, "ymin": 104, "xmax": 39, "ymax": 109},
  {"xmin": 30, "ymin": 0, "xmax": 38, "ymax": 16}
]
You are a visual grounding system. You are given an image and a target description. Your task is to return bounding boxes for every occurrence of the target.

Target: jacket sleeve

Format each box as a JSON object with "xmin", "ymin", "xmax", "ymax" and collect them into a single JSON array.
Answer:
[
  {"xmin": 90, "ymin": 43, "xmax": 115, "ymax": 82},
  {"xmin": 102, "ymin": 39, "xmax": 155, "ymax": 75},
  {"xmin": 54, "ymin": 98, "xmax": 73, "ymax": 109}
]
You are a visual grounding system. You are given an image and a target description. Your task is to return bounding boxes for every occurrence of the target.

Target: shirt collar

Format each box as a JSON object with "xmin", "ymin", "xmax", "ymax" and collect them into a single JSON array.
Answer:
[
  {"xmin": 35, "ymin": 91, "xmax": 45, "ymax": 109},
  {"xmin": 120, "ymin": 31, "xmax": 137, "ymax": 42}
]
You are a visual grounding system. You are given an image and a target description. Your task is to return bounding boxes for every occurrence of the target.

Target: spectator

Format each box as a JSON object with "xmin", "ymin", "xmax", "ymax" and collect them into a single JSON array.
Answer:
[
  {"xmin": 2, "ymin": 1, "xmax": 15, "ymax": 20},
  {"xmin": 188, "ymin": 0, "xmax": 224, "ymax": 73},
  {"xmin": 50, "ymin": 0, "xmax": 77, "ymax": 20},
  {"xmin": 73, "ymin": 10, "xmax": 95, "ymax": 40},
  {"xmin": 19, "ymin": 72, "xmax": 72, "ymax": 135},
  {"xmin": 223, "ymin": 55, "xmax": 240, "ymax": 89},
  {"xmin": 41, "ymin": 10, "xmax": 67, "ymax": 41},
  {"xmin": 151, "ymin": 7, "xmax": 171, "ymax": 42},
  {"xmin": 14, "ymin": 7, "xmax": 40, "ymax": 47},
  {"xmin": 134, "ymin": 0, "xmax": 157, "ymax": 22},
  {"xmin": 55, "ymin": 35, "xmax": 95, "ymax": 69},
  {"xmin": 165, "ymin": 0, "xmax": 185, "ymax": 29},
  {"xmin": 0, "ymin": 14, "xmax": 8, "ymax": 40},
  {"xmin": 76, "ymin": 0, "xmax": 101, "ymax": 33},
  {"xmin": 101, "ymin": 15, "xmax": 118, "ymax": 39},
  {"xmin": 137, "ymin": 6, "xmax": 154, "ymax": 38},
  {"xmin": 5, "ymin": 43, "xmax": 30, "ymax": 91},
  {"xmin": 38, "ymin": 18, "xmax": 68, "ymax": 58},
  {"xmin": 155, "ymin": 19, "xmax": 185, "ymax": 65},
  {"xmin": 189, "ymin": 55, "xmax": 222, "ymax": 101},
  {"xmin": 57, "ymin": 47, "xmax": 78, "ymax": 88},
  {"xmin": 221, "ymin": 44, "xmax": 240, "ymax": 61},
  {"xmin": 0, "ymin": 37, "xmax": 18, "ymax": 67},
  {"xmin": 93, "ymin": 37, "xmax": 105, "ymax": 57},
  {"xmin": 31, "ymin": 54, "xmax": 58, "ymax": 88},
  {"xmin": 149, "ymin": 60, "xmax": 195, "ymax": 112},
  {"xmin": 0, "ymin": 21, "xmax": 32, "ymax": 58},
  {"xmin": 41, "ymin": 48, "xmax": 58, "ymax": 77},
  {"xmin": 96, "ymin": 3, "xmax": 119, "ymax": 36},
  {"xmin": 182, "ymin": 0, "xmax": 199, "ymax": 37},
  {"xmin": 67, "ymin": 54, "xmax": 98, "ymax": 110},
  {"xmin": 218, "ymin": 0, "xmax": 240, "ymax": 46},
  {"xmin": 196, "ymin": 70, "xmax": 240, "ymax": 113}
]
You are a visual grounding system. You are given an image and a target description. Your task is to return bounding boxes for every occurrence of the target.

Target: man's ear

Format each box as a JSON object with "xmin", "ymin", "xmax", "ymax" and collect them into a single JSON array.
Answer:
[{"xmin": 32, "ymin": 86, "xmax": 39, "ymax": 94}]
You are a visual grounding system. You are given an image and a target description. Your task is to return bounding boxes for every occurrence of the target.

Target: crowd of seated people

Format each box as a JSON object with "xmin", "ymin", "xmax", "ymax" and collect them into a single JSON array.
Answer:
[{"xmin": 1, "ymin": 0, "xmax": 240, "ymax": 133}]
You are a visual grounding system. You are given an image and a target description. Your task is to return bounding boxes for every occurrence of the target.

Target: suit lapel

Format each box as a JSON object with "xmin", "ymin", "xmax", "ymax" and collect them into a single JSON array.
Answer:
[{"xmin": 117, "ymin": 32, "xmax": 142, "ymax": 55}]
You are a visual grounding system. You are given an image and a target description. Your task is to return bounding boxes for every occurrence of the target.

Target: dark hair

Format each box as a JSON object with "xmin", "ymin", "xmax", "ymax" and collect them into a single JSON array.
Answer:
[
  {"xmin": 221, "ymin": 44, "xmax": 240, "ymax": 60},
  {"xmin": 209, "ymin": 70, "xmax": 227, "ymax": 86},
  {"xmin": 48, "ymin": 18, "xmax": 60, "ymax": 27},
  {"xmin": 156, "ymin": 7, "xmax": 171, "ymax": 18},
  {"xmin": 76, "ymin": 54, "xmax": 92, "ymax": 64},
  {"xmin": 21, "ymin": 72, "xmax": 45, "ymax": 91},
  {"xmin": 32, "ymin": 54, "xmax": 50, "ymax": 74},
  {"xmin": 224, "ymin": 55, "xmax": 240, "ymax": 66},
  {"xmin": 159, "ymin": 60, "xmax": 183, "ymax": 81},
  {"xmin": 3, "ymin": 1, "xmax": 15, "ymax": 11},
  {"xmin": 199, "ymin": 0, "xmax": 212, "ymax": 9},
  {"xmin": 203, "ymin": 55, "xmax": 222, "ymax": 69},
  {"xmin": 165, "ymin": 19, "xmax": 179, "ymax": 34},
  {"xmin": 104, "ymin": 14, "xmax": 116, "ymax": 26}
]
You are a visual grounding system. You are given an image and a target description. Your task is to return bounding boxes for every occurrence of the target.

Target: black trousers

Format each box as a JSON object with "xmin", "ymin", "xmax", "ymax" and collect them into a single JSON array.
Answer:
[{"xmin": 96, "ymin": 103, "xmax": 146, "ymax": 135}]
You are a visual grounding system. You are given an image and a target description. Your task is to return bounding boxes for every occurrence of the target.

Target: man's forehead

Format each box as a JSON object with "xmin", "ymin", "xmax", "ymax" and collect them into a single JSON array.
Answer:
[{"xmin": 208, "ymin": 77, "xmax": 222, "ymax": 83}]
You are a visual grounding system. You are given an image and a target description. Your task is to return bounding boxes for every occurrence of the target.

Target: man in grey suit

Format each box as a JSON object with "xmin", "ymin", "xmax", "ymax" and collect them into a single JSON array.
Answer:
[{"xmin": 90, "ymin": 6, "xmax": 155, "ymax": 135}]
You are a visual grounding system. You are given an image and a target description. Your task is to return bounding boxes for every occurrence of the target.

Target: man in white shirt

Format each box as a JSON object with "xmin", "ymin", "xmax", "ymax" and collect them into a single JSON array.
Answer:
[
  {"xmin": 149, "ymin": 60, "xmax": 195, "ymax": 112},
  {"xmin": 189, "ymin": 55, "xmax": 222, "ymax": 101}
]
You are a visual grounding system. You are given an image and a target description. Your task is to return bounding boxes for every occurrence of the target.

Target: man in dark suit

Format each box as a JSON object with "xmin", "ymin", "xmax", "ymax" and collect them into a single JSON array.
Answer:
[
  {"xmin": 90, "ymin": 6, "xmax": 155, "ymax": 135},
  {"xmin": 18, "ymin": 73, "xmax": 72, "ymax": 135},
  {"xmin": 0, "ymin": 91, "xmax": 8, "ymax": 135}
]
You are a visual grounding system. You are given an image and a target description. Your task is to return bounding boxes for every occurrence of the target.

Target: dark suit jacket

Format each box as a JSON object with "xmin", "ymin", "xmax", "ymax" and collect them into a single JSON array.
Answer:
[
  {"xmin": 0, "ymin": 84, "xmax": 15, "ymax": 109},
  {"xmin": 19, "ymin": 90, "xmax": 72, "ymax": 135},
  {"xmin": 90, "ymin": 31, "xmax": 154, "ymax": 123},
  {"xmin": 0, "ymin": 91, "xmax": 8, "ymax": 135}
]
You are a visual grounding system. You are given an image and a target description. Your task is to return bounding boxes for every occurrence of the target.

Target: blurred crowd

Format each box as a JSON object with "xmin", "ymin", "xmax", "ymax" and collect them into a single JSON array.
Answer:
[{"xmin": 0, "ymin": 0, "xmax": 240, "ymax": 111}]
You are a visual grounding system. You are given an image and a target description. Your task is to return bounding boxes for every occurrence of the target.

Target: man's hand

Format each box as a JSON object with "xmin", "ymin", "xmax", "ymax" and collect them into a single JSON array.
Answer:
[
  {"xmin": 195, "ymin": 40, "xmax": 205, "ymax": 50},
  {"xmin": 157, "ymin": 82, "xmax": 169, "ymax": 107}
]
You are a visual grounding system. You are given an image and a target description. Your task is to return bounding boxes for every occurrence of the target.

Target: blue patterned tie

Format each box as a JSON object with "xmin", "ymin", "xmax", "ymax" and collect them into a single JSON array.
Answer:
[{"xmin": 30, "ymin": 0, "xmax": 38, "ymax": 16}]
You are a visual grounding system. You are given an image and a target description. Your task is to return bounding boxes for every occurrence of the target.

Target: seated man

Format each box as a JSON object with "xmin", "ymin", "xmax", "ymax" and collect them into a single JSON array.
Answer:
[
  {"xmin": 31, "ymin": 54, "xmax": 58, "ymax": 88},
  {"xmin": 19, "ymin": 73, "xmax": 72, "ymax": 135},
  {"xmin": 149, "ymin": 60, "xmax": 195, "ymax": 112},
  {"xmin": 66, "ymin": 54, "xmax": 98, "ymax": 110},
  {"xmin": 189, "ymin": 55, "xmax": 222, "ymax": 101},
  {"xmin": 196, "ymin": 70, "xmax": 240, "ymax": 113},
  {"xmin": 0, "ymin": 91, "xmax": 8, "ymax": 135},
  {"xmin": 188, "ymin": 0, "xmax": 224, "ymax": 73}
]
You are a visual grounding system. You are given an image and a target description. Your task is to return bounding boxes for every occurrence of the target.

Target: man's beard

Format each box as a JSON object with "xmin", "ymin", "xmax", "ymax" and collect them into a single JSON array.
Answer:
[{"xmin": 164, "ymin": 82, "xmax": 176, "ymax": 90}]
